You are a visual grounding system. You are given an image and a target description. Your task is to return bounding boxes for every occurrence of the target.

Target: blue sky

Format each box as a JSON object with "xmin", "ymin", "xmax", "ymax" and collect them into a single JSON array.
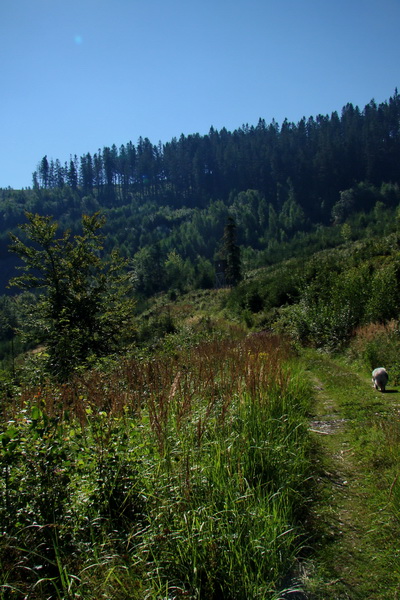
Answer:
[{"xmin": 1, "ymin": 0, "xmax": 399, "ymax": 189}]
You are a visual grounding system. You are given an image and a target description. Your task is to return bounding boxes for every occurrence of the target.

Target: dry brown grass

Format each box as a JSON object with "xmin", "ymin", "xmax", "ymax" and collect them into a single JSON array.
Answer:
[
  {"xmin": 351, "ymin": 319, "xmax": 397, "ymax": 346},
  {"xmin": 14, "ymin": 333, "xmax": 292, "ymax": 442}
]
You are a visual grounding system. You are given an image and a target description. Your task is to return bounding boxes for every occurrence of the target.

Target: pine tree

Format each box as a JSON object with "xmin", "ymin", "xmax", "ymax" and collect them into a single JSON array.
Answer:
[
  {"xmin": 67, "ymin": 158, "xmax": 78, "ymax": 189},
  {"xmin": 221, "ymin": 216, "xmax": 241, "ymax": 286},
  {"xmin": 38, "ymin": 155, "xmax": 49, "ymax": 188}
]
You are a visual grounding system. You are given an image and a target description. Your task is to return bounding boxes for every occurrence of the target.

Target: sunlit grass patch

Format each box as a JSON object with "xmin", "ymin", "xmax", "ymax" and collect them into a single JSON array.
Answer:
[{"xmin": 0, "ymin": 333, "xmax": 314, "ymax": 598}]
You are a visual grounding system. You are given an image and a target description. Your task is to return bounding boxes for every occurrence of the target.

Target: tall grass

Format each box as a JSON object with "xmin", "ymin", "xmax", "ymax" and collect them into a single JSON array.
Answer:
[{"xmin": 0, "ymin": 333, "xmax": 313, "ymax": 599}]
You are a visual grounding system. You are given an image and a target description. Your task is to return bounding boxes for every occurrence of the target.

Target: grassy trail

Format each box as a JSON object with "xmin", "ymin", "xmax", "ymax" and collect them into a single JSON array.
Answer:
[{"xmin": 301, "ymin": 352, "xmax": 400, "ymax": 599}]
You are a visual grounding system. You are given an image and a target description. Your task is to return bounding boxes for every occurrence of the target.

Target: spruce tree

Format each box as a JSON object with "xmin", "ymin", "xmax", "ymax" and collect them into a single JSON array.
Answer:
[
  {"xmin": 222, "ymin": 216, "xmax": 241, "ymax": 286},
  {"xmin": 9, "ymin": 212, "xmax": 135, "ymax": 380}
]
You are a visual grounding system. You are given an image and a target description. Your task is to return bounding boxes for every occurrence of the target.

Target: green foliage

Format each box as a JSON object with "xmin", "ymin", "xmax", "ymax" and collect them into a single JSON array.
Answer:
[
  {"xmin": 164, "ymin": 249, "xmax": 193, "ymax": 294},
  {"xmin": 279, "ymin": 191, "xmax": 306, "ymax": 234},
  {"xmin": 271, "ymin": 241, "xmax": 400, "ymax": 349},
  {"xmin": 364, "ymin": 262, "xmax": 400, "ymax": 323},
  {"xmin": 0, "ymin": 334, "xmax": 313, "ymax": 599},
  {"xmin": 130, "ymin": 243, "xmax": 166, "ymax": 297},
  {"xmin": 221, "ymin": 216, "xmax": 241, "ymax": 286},
  {"xmin": 214, "ymin": 215, "xmax": 242, "ymax": 287},
  {"xmin": 349, "ymin": 322, "xmax": 400, "ymax": 384},
  {"xmin": 137, "ymin": 311, "xmax": 177, "ymax": 346},
  {"xmin": 2, "ymin": 92, "xmax": 400, "ymax": 299},
  {"xmin": 192, "ymin": 255, "xmax": 215, "ymax": 289},
  {"xmin": 223, "ymin": 228, "xmax": 400, "ymax": 352},
  {"xmin": 9, "ymin": 212, "xmax": 135, "ymax": 380},
  {"xmin": 27, "ymin": 92, "xmax": 400, "ymax": 221}
]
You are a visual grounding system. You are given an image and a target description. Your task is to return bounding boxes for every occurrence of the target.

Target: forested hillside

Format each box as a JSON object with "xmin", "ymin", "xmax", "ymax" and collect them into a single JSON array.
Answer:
[
  {"xmin": 2, "ymin": 92, "xmax": 400, "ymax": 598},
  {"xmin": 1, "ymin": 91, "xmax": 400, "ymax": 297},
  {"xmin": 30, "ymin": 92, "xmax": 400, "ymax": 215}
]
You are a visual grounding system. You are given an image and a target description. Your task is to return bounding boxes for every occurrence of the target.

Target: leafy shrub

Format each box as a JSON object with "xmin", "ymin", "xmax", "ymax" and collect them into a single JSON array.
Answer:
[
  {"xmin": 277, "ymin": 295, "xmax": 358, "ymax": 351},
  {"xmin": 364, "ymin": 263, "xmax": 400, "ymax": 323},
  {"xmin": 274, "ymin": 242, "xmax": 400, "ymax": 351},
  {"xmin": 224, "ymin": 260, "xmax": 302, "ymax": 322},
  {"xmin": 349, "ymin": 321, "xmax": 400, "ymax": 384},
  {"xmin": 136, "ymin": 311, "xmax": 176, "ymax": 345}
]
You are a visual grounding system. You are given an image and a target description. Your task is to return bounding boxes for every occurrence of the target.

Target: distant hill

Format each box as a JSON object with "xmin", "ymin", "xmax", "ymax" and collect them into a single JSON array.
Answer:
[{"xmin": 1, "ymin": 90, "xmax": 400, "ymax": 296}]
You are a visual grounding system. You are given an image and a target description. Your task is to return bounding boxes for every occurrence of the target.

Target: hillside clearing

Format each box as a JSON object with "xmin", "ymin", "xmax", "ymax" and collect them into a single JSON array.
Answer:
[{"xmin": 302, "ymin": 352, "xmax": 400, "ymax": 599}]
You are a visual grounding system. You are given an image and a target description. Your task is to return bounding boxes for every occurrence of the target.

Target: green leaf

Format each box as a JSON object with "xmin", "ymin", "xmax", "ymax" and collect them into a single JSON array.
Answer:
[
  {"xmin": 31, "ymin": 406, "xmax": 42, "ymax": 421},
  {"xmin": 1, "ymin": 426, "xmax": 18, "ymax": 448}
]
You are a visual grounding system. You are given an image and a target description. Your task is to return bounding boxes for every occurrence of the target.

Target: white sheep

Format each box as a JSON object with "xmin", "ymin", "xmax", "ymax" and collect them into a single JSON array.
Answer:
[{"xmin": 372, "ymin": 367, "xmax": 389, "ymax": 392}]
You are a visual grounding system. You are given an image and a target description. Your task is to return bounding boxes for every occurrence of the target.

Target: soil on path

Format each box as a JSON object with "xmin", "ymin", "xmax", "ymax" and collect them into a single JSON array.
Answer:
[{"xmin": 301, "ymin": 354, "xmax": 400, "ymax": 600}]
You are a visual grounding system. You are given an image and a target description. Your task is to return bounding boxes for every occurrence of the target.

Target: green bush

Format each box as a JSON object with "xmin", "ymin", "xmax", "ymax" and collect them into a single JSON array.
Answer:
[{"xmin": 349, "ymin": 322, "xmax": 400, "ymax": 384}]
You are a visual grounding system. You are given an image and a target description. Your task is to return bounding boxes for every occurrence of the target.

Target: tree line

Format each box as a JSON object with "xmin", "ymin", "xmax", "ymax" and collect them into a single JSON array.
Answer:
[
  {"xmin": 0, "ymin": 91, "xmax": 400, "ymax": 300},
  {"xmin": 32, "ymin": 91, "xmax": 400, "ymax": 220}
]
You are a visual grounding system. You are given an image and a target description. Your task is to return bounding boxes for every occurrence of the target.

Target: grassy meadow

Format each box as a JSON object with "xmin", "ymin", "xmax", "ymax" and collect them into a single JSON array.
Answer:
[{"xmin": 0, "ymin": 332, "xmax": 314, "ymax": 599}]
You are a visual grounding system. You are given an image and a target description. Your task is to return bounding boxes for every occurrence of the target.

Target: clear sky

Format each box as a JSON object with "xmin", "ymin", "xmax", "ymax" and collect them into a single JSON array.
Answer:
[{"xmin": 1, "ymin": 0, "xmax": 399, "ymax": 189}]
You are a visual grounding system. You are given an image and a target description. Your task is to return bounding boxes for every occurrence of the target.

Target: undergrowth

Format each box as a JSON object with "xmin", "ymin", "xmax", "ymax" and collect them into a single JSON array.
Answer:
[{"xmin": 0, "ymin": 333, "xmax": 313, "ymax": 599}]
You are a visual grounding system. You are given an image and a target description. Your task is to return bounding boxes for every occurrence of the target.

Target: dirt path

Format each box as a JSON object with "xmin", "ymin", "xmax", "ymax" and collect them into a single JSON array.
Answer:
[{"xmin": 301, "ymin": 354, "xmax": 400, "ymax": 600}]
